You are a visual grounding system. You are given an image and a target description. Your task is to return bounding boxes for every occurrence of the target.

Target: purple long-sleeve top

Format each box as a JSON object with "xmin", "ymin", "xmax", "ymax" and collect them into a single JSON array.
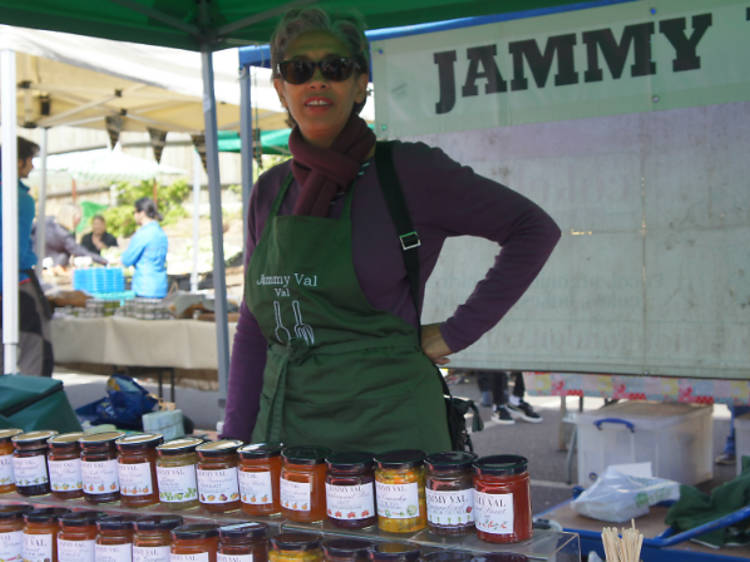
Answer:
[{"xmin": 222, "ymin": 141, "xmax": 561, "ymax": 441}]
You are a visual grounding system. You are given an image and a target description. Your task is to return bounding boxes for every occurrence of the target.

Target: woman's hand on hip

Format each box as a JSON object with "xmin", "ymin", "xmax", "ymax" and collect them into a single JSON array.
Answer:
[{"xmin": 421, "ymin": 323, "xmax": 453, "ymax": 365}]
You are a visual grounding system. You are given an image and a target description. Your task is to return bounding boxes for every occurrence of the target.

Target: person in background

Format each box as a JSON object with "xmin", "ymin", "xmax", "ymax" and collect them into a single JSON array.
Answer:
[
  {"xmin": 477, "ymin": 370, "xmax": 543, "ymax": 424},
  {"xmin": 221, "ymin": 7, "xmax": 561, "ymax": 452},
  {"xmin": 716, "ymin": 405, "xmax": 750, "ymax": 465},
  {"xmin": 34, "ymin": 204, "xmax": 108, "ymax": 271},
  {"xmin": 0, "ymin": 136, "xmax": 54, "ymax": 376},
  {"xmin": 120, "ymin": 197, "xmax": 168, "ymax": 298},
  {"xmin": 81, "ymin": 214, "xmax": 118, "ymax": 255}
]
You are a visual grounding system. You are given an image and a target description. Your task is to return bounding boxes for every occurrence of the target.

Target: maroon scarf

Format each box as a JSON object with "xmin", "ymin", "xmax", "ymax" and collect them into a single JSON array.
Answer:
[{"xmin": 288, "ymin": 114, "xmax": 376, "ymax": 217}]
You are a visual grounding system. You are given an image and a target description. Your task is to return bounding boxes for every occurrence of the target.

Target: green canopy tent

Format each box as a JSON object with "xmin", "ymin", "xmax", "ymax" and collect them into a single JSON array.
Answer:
[{"xmin": 218, "ymin": 128, "xmax": 292, "ymax": 156}]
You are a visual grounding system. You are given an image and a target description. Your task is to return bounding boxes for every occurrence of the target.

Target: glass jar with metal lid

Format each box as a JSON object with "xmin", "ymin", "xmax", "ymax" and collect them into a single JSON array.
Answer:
[
  {"xmin": 0, "ymin": 504, "xmax": 33, "ymax": 562},
  {"xmin": 473, "ymin": 455, "xmax": 532, "ymax": 544},
  {"xmin": 0, "ymin": 428, "xmax": 22, "ymax": 493},
  {"xmin": 155, "ymin": 437, "xmax": 203, "ymax": 509},
  {"xmin": 424, "ymin": 451, "xmax": 477, "ymax": 535},
  {"xmin": 133, "ymin": 515, "xmax": 183, "ymax": 562},
  {"xmin": 79, "ymin": 431, "xmax": 125, "ymax": 503},
  {"xmin": 57, "ymin": 510, "xmax": 105, "ymax": 562},
  {"xmin": 321, "ymin": 538, "xmax": 372, "ymax": 562},
  {"xmin": 367, "ymin": 543, "xmax": 421, "ymax": 562},
  {"xmin": 196, "ymin": 439, "xmax": 242, "ymax": 513},
  {"xmin": 11, "ymin": 429, "xmax": 58, "ymax": 496},
  {"xmin": 47, "ymin": 432, "xmax": 85, "ymax": 499},
  {"xmin": 95, "ymin": 515, "xmax": 136, "ymax": 562},
  {"xmin": 373, "ymin": 449, "xmax": 427, "ymax": 533},
  {"xmin": 420, "ymin": 551, "xmax": 475, "ymax": 562},
  {"xmin": 171, "ymin": 523, "xmax": 219, "ymax": 562},
  {"xmin": 237, "ymin": 442, "xmax": 282, "ymax": 516},
  {"xmin": 218, "ymin": 522, "xmax": 268, "ymax": 562},
  {"xmin": 280, "ymin": 446, "xmax": 331, "ymax": 523},
  {"xmin": 116, "ymin": 433, "xmax": 164, "ymax": 507},
  {"xmin": 270, "ymin": 533, "xmax": 322, "ymax": 562},
  {"xmin": 23, "ymin": 507, "xmax": 70, "ymax": 562},
  {"xmin": 325, "ymin": 452, "xmax": 376, "ymax": 529}
]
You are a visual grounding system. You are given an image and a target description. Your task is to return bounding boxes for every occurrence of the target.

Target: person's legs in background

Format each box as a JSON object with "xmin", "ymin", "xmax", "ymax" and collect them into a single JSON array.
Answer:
[
  {"xmin": 476, "ymin": 371, "xmax": 493, "ymax": 407},
  {"xmin": 490, "ymin": 371, "xmax": 515, "ymax": 424},
  {"xmin": 717, "ymin": 405, "xmax": 750, "ymax": 465},
  {"xmin": 506, "ymin": 371, "xmax": 543, "ymax": 423}
]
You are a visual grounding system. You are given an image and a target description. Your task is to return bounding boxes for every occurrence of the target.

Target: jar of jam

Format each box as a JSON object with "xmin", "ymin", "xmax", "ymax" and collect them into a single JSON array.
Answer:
[
  {"xmin": 196, "ymin": 439, "xmax": 242, "ymax": 513},
  {"xmin": 11, "ymin": 430, "xmax": 57, "ymax": 496},
  {"xmin": 368, "ymin": 543, "xmax": 420, "ymax": 562},
  {"xmin": 270, "ymin": 533, "xmax": 322, "ymax": 562},
  {"xmin": 47, "ymin": 432, "xmax": 85, "ymax": 499},
  {"xmin": 95, "ymin": 515, "xmax": 136, "ymax": 561},
  {"xmin": 79, "ymin": 431, "xmax": 125, "ymax": 503},
  {"xmin": 420, "ymin": 551, "xmax": 474, "ymax": 562},
  {"xmin": 218, "ymin": 522, "xmax": 268, "ymax": 562},
  {"xmin": 325, "ymin": 452, "xmax": 376, "ymax": 529},
  {"xmin": 133, "ymin": 515, "xmax": 183, "ymax": 562},
  {"xmin": 171, "ymin": 523, "xmax": 219, "ymax": 562},
  {"xmin": 424, "ymin": 451, "xmax": 477, "ymax": 535},
  {"xmin": 237, "ymin": 442, "xmax": 282, "ymax": 516},
  {"xmin": 0, "ymin": 504, "xmax": 33, "ymax": 561},
  {"xmin": 321, "ymin": 538, "xmax": 372, "ymax": 562},
  {"xmin": 373, "ymin": 450, "xmax": 427, "ymax": 533},
  {"xmin": 473, "ymin": 455, "xmax": 532, "ymax": 543},
  {"xmin": 57, "ymin": 510, "xmax": 105, "ymax": 562},
  {"xmin": 23, "ymin": 507, "xmax": 69, "ymax": 562},
  {"xmin": 280, "ymin": 446, "xmax": 330, "ymax": 523},
  {"xmin": 156, "ymin": 437, "xmax": 203, "ymax": 509},
  {"xmin": 0, "ymin": 428, "xmax": 22, "ymax": 493},
  {"xmin": 116, "ymin": 433, "xmax": 164, "ymax": 507}
]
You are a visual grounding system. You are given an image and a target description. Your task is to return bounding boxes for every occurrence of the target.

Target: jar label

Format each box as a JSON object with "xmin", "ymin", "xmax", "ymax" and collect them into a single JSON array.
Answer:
[
  {"xmin": 94, "ymin": 542, "xmax": 132, "ymax": 562},
  {"xmin": 0, "ymin": 452, "xmax": 14, "ymax": 486},
  {"xmin": 218, "ymin": 554, "xmax": 253, "ymax": 562},
  {"xmin": 22, "ymin": 532, "xmax": 53, "ymax": 562},
  {"xmin": 280, "ymin": 477, "xmax": 312, "ymax": 511},
  {"xmin": 197, "ymin": 466, "xmax": 240, "ymax": 504},
  {"xmin": 81, "ymin": 458, "xmax": 119, "ymax": 494},
  {"xmin": 12, "ymin": 454, "xmax": 48, "ymax": 486},
  {"xmin": 474, "ymin": 491, "xmax": 514, "ymax": 535},
  {"xmin": 375, "ymin": 481, "xmax": 420, "ymax": 519},
  {"xmin": 156, "ymin": 464, "xmax": 198, "ymax": 503},
  {"xmin": 57, "ymin": 537, "xmax": 95, "ymax": 561},
  {"xmin": 0, "ymin": 529, "xmax": 23, "ymax": 561},
  {"xmin": 119, "ymin": 461, "xmax": 153, "ymax": 496},
  {"xmin": 426, "ymin": 488, "xmax": 474, "ymax": 526},
  {"xmin": 171, "ymin": 554, "xmax": 209, "ymax": 561},
  {"xmin": 49, "ymin": 458, "xmax": 83, "ymax": 492},
  {"xmin": 239, "ymin": 469, "xmax": 273, "ymax": 505},
  {"xmin": 133, "ymin": 545, "xmax": 170, "ymax": 562},
  {"xmin": 325, "ymin": 482, "xmax": 375, "ymax": 521}
]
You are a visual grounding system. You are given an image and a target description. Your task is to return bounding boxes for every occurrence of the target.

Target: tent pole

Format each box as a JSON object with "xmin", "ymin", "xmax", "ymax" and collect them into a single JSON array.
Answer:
[
  {"xmin": 1, "ymin": 49, "xmax": 19, "ymax": 374},
  {"xmin": 200, "ymin": 45, "xmax": 230, "ymax": 416},
  {"xmin": 191, "ymin": 150, "xmax": 201, "ymax": 293},
  {"xmin": 239, "ymin": 64, "xmax": 253, "ymax": 266},
  {"xmin": 35, "ymin": 128, "xmax": 49, "ymax": 279}
]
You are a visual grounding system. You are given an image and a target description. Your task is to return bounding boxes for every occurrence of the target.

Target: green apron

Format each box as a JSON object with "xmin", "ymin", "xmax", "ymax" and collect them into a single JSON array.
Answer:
[{"xmin": 246, "ymin": 173, "xmax": 451, "ymax": 454}]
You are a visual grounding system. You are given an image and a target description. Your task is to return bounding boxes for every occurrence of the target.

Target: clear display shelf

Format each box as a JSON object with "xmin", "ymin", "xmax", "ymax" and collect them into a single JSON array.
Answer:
[{"xmin": 0, "ymin": 494, "xmax": 580, "ymax": 561}]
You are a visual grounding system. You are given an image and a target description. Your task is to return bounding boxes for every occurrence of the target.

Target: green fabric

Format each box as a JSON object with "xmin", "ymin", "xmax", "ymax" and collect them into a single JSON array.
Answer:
[
  {"xmin": 0, "ymin": 1, "xmax": 590, "ymax": 51},
  {"xmin": 665, "ymin": 464, "xmax": 750, "ymax": 547},
  {"xmin": 0, "ymin": 375, "xmax": 82, "ymax": 433},
  {"xmin": 77, "ymin": 200, "xmax": 109, "ymax": 234},
  {"xmin": 218, "ymin": 129, "xmax": 292, "ymax": 156},
  {"xmin": 246, "ymin": 174, "xmax": 450, "ymax": 453}
]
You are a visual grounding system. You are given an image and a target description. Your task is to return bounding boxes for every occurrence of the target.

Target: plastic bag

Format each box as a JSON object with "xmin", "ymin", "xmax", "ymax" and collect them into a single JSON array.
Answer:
[
  {"xmin": 572, "ymin": 463, "xmax": 680, "ymax": 522},
  {"xmin": 75, "ymin": 373, "xmax": 158, "ymax": 429}
]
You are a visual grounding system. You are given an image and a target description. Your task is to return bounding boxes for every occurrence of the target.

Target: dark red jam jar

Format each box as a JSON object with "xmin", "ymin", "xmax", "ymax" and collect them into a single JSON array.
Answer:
[
  {"xmin": 321, "ymin": 538, "xmax": 372, "ymax": 562},
  {"xmin": 325, "ymin": 452, "xmax": 376, "ymax": 529},
  {"xmin": 218, "ymin": 522, "xmax": 268, "ymax": 562},
  {"xmin": 367, "ymin": 543, "xmax": 420, "ymax": 562},
  {"xmin": 11, "ymin": 430, "xmax": 57, "ymax": 496},
  {"xmin": 424, "ymin": 451, "xmax": 477, "ymax": 535}
]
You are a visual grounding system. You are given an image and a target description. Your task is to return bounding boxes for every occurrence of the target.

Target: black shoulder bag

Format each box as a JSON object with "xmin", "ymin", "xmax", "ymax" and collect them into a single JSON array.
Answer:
[{"xmin": 374, "ymin": 141, "xmax": 483, "ymax": 452}]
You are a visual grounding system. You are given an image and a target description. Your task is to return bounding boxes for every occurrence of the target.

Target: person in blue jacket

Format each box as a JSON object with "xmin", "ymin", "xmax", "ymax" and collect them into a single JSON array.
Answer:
[{"xmin": 121, "ymin": 197, "xmax": 168, "ymax": 298}]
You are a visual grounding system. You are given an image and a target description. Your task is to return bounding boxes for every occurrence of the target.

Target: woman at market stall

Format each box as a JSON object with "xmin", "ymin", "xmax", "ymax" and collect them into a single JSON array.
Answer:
[
  {"xmin": 221, "ymin": 7, "xmax": 561, "ymax": 453},
  {"xmin": 120, "ymin": 197, "xmax": 168, "ymax": 299}
]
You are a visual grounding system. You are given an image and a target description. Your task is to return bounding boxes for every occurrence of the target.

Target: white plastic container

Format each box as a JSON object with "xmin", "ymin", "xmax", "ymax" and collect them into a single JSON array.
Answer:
[
  {"xmin": 735, "ymin": 412, "xmax": 750, "ymax": 476},
  {"xmin": 575, "ymin": 401, "xmax": 713, "ymax": 486}
]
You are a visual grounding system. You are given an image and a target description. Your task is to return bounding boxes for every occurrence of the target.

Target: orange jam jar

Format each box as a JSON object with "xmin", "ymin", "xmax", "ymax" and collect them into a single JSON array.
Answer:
[
  {"xmin": 12, "ymin": 430, "xmax": 57, "ymax": 497},
  {"xmin": 218, "ymin": 522, "xmax": 268, "ymax": 562},
  {"xmin": 0, "ymin": 428, "xmax": 22, "ymax": 493},
  {"xmin": 196, "ymin": 440, "xmax": 242, "ymax": 513},
  {"xmin": 237, "ymin": 442, "xmax": 282, "ymax": 516},
  {"xmin": 280, "ymin": 446, "xmax": 330, "ymax": 523},
  {"xmin": 156, "ymin": 437, "xmax": 203, "ymax": 510},
  {"xmin": 270, "ymin": 533, "xmax": 322, "ymax": 562},
  {"xmin": 368, "ymin": 543, "xmax": 421, "ymax": 562},
  {"xmin": 424, "ymin": 451, "xmax": 477, "ymax": 536},
  {"xmin": 171, "ymin": 523, "xmax": 219, "ymax": 562},
  {"xmin": 116, "ymin": 433, "xmax": 164, "ymax": 507},
  {"xmin": 325, "ymin": 452, "xmax": 376, "ymax": 529},
  {"xmin": 47, "ymin": 432, "xmax": 85, "ymax": 499},
  {"xmin": 373, "ymin": 450, "xmax": 427, "ymax": 533},
  {"xmin": 133, "ymin": 515, "xmax": 183, "ymax": 562},
  {"xmin": 23, "ymin": 507, "xmax": 69, "ymax": 562},
  {"xmin": 0, "ymin": 504, "xmax": 33, "ymax": 561},
  {"xmin": 473, "ymin": 455, "xmax": 532, "ymax": 544},
  {"xmin": 79, "ymin": 431, "xmax": 125, "ymax": 503},
  {"xmin": 95, "ymin": 515, "xmax": 136, "ymax": 561},
  {"xmin": 321, "ymin": 538, "xmax": 373, "ymax": 562},
  {"xmin": 57, "ymin": 510, "xmax": 104, "ymax": 561}
]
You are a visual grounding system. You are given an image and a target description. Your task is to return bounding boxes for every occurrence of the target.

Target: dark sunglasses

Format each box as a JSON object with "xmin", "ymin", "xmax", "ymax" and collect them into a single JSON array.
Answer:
[{"xmin": 277, "ymin": 55, "xmax": 359, "ymax": 85}]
